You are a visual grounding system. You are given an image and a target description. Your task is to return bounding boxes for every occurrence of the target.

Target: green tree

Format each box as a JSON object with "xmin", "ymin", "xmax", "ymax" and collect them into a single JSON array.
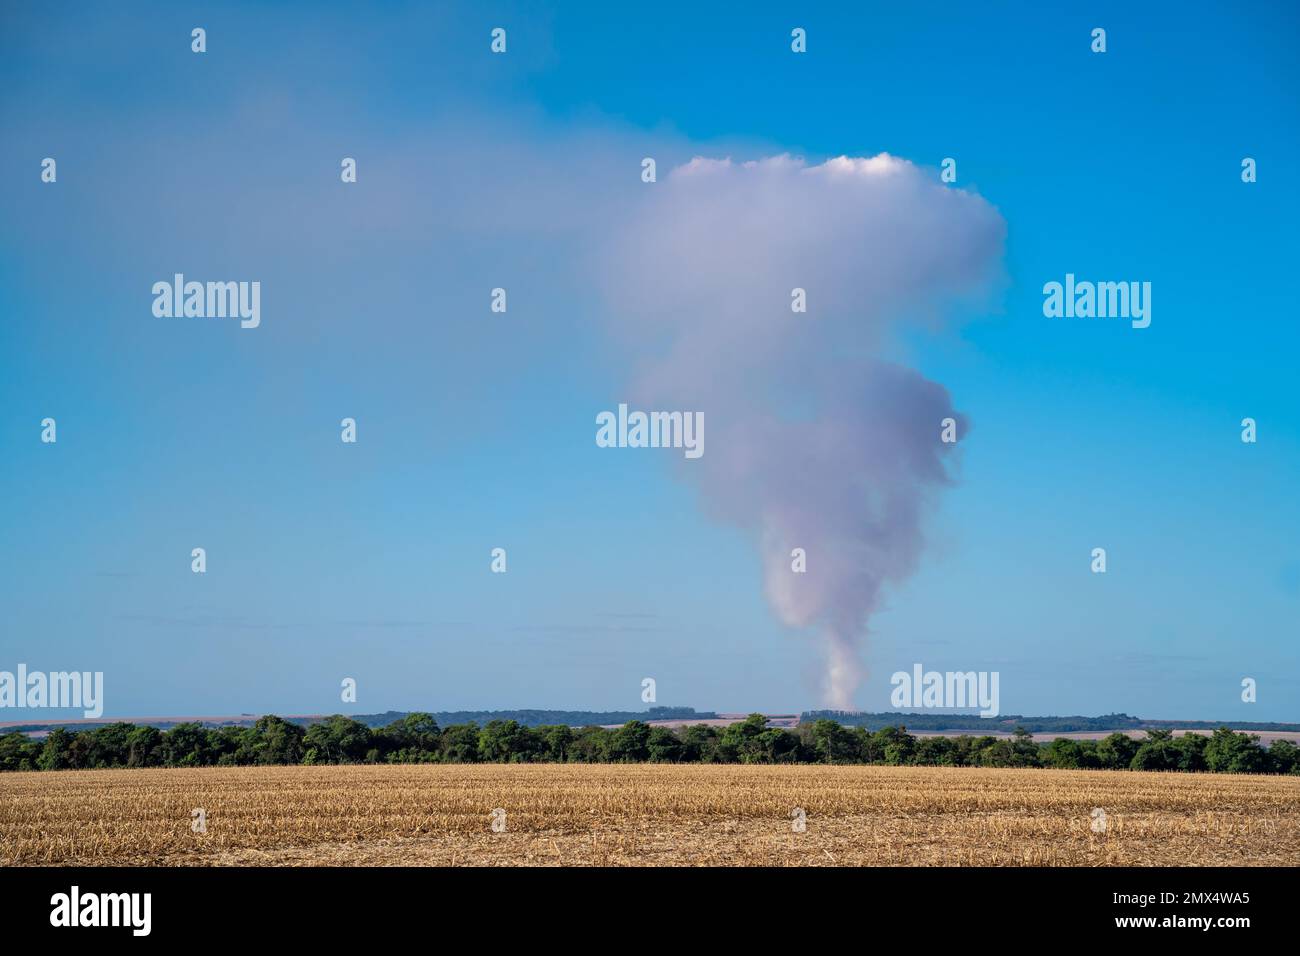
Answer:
[
  {"xmin": 569, "ymin": 726, "xmax": 614, "ymax": 762},
  {"xmin": 813, "ymin": 719, "xmax": 860, "ymax": 764},
  {"xmin": 1044, "ymin": 738, "xmax": 1086, "ymax": 769},
  {"xmin": 37, "ymin": 728, "xmax": 73, "ymax": 771},
  {"xmin": 610, "ymin": 721, "xmax": 651, "ymax": 762},
  {"xmin": 974, "ymin": 739, "xmax": 1014, "ymax": 767},
  {"xmin": 720, "ymin": 714, "xmax": 772, "ymax": 763},
  {"xmin": 1204, "ymin": 727, "xmax": 1267, "ymax": 774},
  {"xmin": 1008, "ymin": 728, "xmax": 1041, "ymax": 767},
  {"xmin": 253, "ymin": 715, "xmax": 305, "ymax": 765},
  {"xmin": 85, "ymin": 723, "xmax": 134, "ymax": 768},
  {"xmin": 437, "ymin": 723, "xmax": 481, "ymax": 762},
  {"xmin": 647, "ymin": 726, "xmax": 684, "ymax": 762},
  {"xmin": 162, "ymin": 722, "xmax": 211, "ymax": 766},
  {"xmin": 477, "ymin": 720, "xmax": 537, "ymax": 762},
  {"xmin": 1268, "ymin": 739, "xmax": 1299, "ymax": 775},
  {"xmin": 209, "ymin": 725, "xmax": 256, "ymax": 765},
  {"xmin": 66, "ymin": 731, "xmax": 94, "ymax": 769},
  {"xmin": 382, "ymin": 713, "xmax": 440, "ymax": 760},
  {"xmin": 126, "ymin": 726, "xmax": 163, "ymax": 767},
  {"xmin": 914, "ymin": 736, "xmax": 958, "ymax": 766},
  {"xmin": 679, "ymin": 724, "xmax": 719, "ymax": 763},
  {"xmin": 872, "ymin": 725, "xmax": 916, "ymax": 765},
  {"xmin": 1131, "ymin": 730, "xmax": 1180, "ymax": 771},
  {"xmin": 539, "ymin": 725, "xmax": 574, "ymax": 762},
  {"xmin": 1096, "ymin": 732, "xmax": 1139, "ymax": 770},
  {"xmin": 1172, "ymin": 733, "xmax": 1207, "ymax": 772},
  {"xmin": 0, "ymin": 732, "xmax": 41, "ymax": 771},
  {"xmin": 304, "ymin": 715, "xmax": 373, "ymax": 764}
]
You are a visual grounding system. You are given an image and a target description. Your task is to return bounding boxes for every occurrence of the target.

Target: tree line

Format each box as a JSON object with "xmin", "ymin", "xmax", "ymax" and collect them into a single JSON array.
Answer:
[{"xmin": 1, "ymin": 714, "xmax": 1295, "ymax": 774}]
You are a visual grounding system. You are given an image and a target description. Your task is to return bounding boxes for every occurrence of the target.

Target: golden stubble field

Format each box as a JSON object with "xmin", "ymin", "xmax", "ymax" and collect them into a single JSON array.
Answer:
[{"xmin": 2, "ymin": 763, "xmax": 1297, "ymax": 866}]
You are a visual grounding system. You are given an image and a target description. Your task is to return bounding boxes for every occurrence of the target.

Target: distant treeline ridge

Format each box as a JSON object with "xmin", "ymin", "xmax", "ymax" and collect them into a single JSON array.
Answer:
[{"xmin": 6, "ymin": 709, "xmax": 1297, "ymax": 735}]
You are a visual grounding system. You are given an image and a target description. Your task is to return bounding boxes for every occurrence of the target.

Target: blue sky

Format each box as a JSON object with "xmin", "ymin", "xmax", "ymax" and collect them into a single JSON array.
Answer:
[{"xmin": 1, "ymin": 1, "xmax": 1296, "ymax": 721}]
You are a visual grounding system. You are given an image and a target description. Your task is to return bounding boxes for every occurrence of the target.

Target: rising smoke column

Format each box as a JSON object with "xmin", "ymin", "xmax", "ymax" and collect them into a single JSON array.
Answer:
[{"xmin": 601, "ymin": 154, "xmax": 1005, "ymax": 708}]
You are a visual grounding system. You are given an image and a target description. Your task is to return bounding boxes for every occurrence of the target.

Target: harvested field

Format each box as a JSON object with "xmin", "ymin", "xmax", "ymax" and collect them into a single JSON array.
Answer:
[{"xmin": 2, "ymin": 764, "xmax": 1297, "ymax": 866}]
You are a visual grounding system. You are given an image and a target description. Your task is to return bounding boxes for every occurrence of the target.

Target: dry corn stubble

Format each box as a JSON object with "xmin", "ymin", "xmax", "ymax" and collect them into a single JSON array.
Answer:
[{"xmin": 2, "ymin": 763, "xmax": 1297, "ymax": 866}]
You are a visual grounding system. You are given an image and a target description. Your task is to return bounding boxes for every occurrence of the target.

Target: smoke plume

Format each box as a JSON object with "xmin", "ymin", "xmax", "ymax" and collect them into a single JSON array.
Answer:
[{"xmin": 601, "ymin": 154, "xmax": 1005, "ymax": 707}]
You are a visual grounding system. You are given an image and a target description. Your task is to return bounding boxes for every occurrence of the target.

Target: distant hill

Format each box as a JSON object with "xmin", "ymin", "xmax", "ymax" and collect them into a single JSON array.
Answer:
[
  {"xmin": 6, "ymin": 708, "xmax": 1299, "ymax": 737},
  {"xmin": 804, "ymin": 711, "xmax": 1300, "ymax": 733},
  {"xmin": 347, "ymin": 706, "xmax": 715, "ymax": 729},
  {"xmin": 0, "ymin": 706, "xmax": 718, "ymax": 735}
]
